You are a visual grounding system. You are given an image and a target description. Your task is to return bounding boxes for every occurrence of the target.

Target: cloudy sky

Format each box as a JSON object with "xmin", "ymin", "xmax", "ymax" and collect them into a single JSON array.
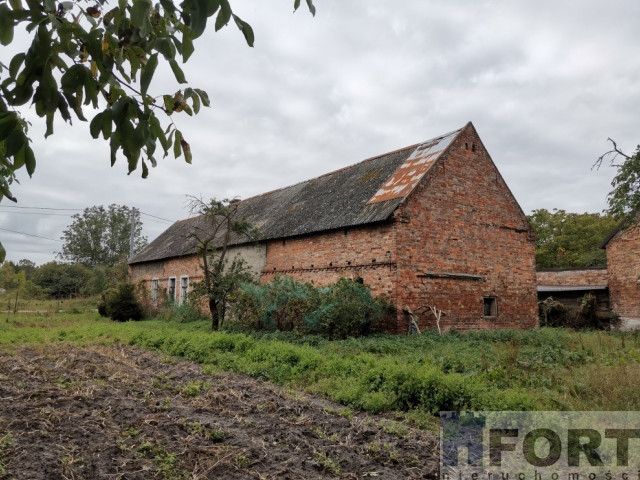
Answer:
[{"xmin": 1, "ymin": 0, "xmax": 639, "ymax": 265}]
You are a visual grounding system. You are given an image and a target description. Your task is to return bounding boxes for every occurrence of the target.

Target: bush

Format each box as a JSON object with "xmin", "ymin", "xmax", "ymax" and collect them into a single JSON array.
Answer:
[
  {"xmin": 229, "ymin": 276, "xmax": 320, "ymax": 331},
  {"xmin": 538, "ymin": 296, "xmax": 569, "ymax": 327},
  {"xmin": 307, "ymin": 278, "xmax": 383, "ymax": 339},
  {"xmin": 167, "ymin": 302, "xmax": 209, "ymax": 323},
  {"xmin": 98, "ymin": 282, "xmax": 145, "ymax": 322},
  {"xmin": 229, "ymin": 276, "xmax": 387, "ymax": 338}
]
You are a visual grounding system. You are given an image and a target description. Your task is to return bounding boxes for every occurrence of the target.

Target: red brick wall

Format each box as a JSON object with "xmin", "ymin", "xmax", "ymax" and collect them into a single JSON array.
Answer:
[
  {"xmin": 393, "ymin": 125, "xmax": 538, "ymax": 332},
  {"xmin": 130, "ymin": 125, "xmax": 538, "ymax": 334},
  {"xmin": 261, "ymin": 225, "xmax": 398, "ymax": 330},
  {"xmin": 536, "ymin": 268, "xmax": 608, "ymax": 287},
  {"xmin": 130, "ymin": 256, "xmax": 202, "ymax": 305},
  {"xmin": 606, "ymin": 225, "xmax": 640, "ymax": 324}
]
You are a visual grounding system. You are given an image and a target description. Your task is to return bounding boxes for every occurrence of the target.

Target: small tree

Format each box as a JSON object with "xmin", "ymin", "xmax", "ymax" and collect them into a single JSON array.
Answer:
[{"xmin": 187, "ymin": 197, "xmax": 260, "ymax": 330}]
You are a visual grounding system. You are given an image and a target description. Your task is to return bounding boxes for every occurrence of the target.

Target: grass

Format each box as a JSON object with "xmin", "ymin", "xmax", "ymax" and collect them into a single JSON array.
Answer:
[{"xmin": 3, "ymin": 299, "xmax": 640, "ymax": 427}]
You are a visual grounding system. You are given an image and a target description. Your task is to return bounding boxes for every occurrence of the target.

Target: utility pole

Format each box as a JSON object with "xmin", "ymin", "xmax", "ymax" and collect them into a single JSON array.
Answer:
[{"xmin": 129, "ymin": 207, "xmax": 137, "ymax": 258}]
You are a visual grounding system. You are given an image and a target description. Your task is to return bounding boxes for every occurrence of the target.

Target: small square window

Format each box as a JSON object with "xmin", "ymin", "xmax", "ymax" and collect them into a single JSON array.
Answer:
[{"xmin": 483, "ymin": 297, "xmax": 497, "ymax": 317}]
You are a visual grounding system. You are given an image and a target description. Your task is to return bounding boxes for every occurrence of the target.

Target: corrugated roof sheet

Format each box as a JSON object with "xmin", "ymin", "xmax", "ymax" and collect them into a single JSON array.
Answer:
[
  {"xmin": 368, "ymin": 129, "xmax": 459, "ymax": 204},
  {"xmin": 130, "ymin": 126, "xmax": 465, "ymax": 264}
]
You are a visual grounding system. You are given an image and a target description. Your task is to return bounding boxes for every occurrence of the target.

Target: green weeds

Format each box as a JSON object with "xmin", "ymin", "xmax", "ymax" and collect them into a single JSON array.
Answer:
[{"xmin": 3, "ymin": 309, "xmax": 640, "ymax": 417}]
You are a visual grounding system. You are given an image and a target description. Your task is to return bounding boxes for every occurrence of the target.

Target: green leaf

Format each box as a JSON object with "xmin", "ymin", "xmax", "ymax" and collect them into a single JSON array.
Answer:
[
  {"xmin": 155, "ymin": 38, "xmax": 176, "ymax": 60},
  {"xmin": 305, "ymin": 0, "xmax": 316, "ymax": 16},
  {"xmin": 130, "ymin": 0, "xmax": 151, "ymax": 29},
  {"xmin": 215, "ymin": 0, "xmax": 231, "ymax": 31},
  {"xmin": 194, "ymin": 88, "xmax": 210, "ymax": 107},
  {"xmin": 0, "ymin": 112, "xmax": 18, "ymax": 142},
  {"xmin": 8, "ymin": 53, "xmax": 25, "ymax": 79},
  {"xmin": 0, "ymin": 242, "xmax": 5, "ymax": 263},
  {"xmin": 163, "ymin": 95, "xmax": 174, "ymax": 114},
  {"xmin": 10, "ymin": 84, "xmax": 33, "ymax": 106},
  {"xmin": 233, "ymin": 14, "xmax": 254, "ymax": 47},
  {"xmin": 294, "ymin": 0, "xmax": 301, "ymax": 10},
  {"xmin": 141, "ymin": 159, "xmax": 149, "ymax": 178},
  {"xmin": 169, "ymin": 59, "xmax": 187, "ymax": 84},
  {"xmin": 173, "ymin": 129, "xmax": 182, "ymax": 158},
  {"xmin": 140, "ymin": 53, "xmax": 157, "ymax": 97},
  {"xmin": 90, "ymin": 112, "xmax": 105, "ymax": 139},
  {"xmin": 12, "ymin": 144, "xmax": 26, "ymax": 170},
  {"xmin": 150, "ymin": 115, "xmax": 169, "ymax": 152},
  {"xmin": 45, "ymin": 111, "xmax": 54, "ymax": 137},
  {"xmin": 8, "ymin": 0, "xmax": 22, "ymax": 11},
  {"xmin": 61, "ymin": 64, "xmax": 89, "ymax": 92},
  {"xmin": 159, "ymin": 0, "xmax": 176, "ymax": 14},
  {"xmin": 24, "ymin": 145, "xmax": 35, "ymax": 177},
  {"xmin": 181, "ymin": 30, "xmax": 195, "ymax": 62},
  {"xmin": 4, "ymin": 129, "xmax": 25, "ymax": 157},
  {"xmin": 101, "ymin": 110, "xmax": 113, "ymax": 139},
  {"xmin": 186, "ymin": 88, "xmax": 201, "ymax": 114},
  {"xmin": 0, "ymin": 182, "xmax": 15, "ymax": 202},
  {"xmin": 188, "ymin": 0, "xmax": 210, "ymax": 38},
  {"xmin": 0, "ymin": 4, "xmax": 15, "ymax": 46}
]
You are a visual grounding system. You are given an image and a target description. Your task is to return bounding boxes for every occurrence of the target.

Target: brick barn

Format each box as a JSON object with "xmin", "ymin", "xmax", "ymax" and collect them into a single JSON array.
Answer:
[{"xmin": 129, "ymin": 122, "xmax": 539, "ymax": 333}]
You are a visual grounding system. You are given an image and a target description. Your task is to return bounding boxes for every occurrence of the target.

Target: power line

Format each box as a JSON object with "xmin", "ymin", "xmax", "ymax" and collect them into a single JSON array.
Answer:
[
  {"xmin": 0, "ymin": 204, "xmax": 176, "ymax": 228},
  {"xmin": 0, "ymin": 211, "xmax": 72, "ymax": 217},
  {"xmin": 0, "ymin": 205, "xmax": 83, "ymax": 211},
  {"xmin": 139, "ymin": 211, "xmax": 174, "ymax": 223},
  {"xmin": 0, "ymin": 226, "xmax": 62, "ymax": 243}
]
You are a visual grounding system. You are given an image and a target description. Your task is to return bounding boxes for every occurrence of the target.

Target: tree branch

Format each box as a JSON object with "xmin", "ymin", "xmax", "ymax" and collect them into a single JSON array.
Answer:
[{"xmin": 593, "ymin": 137, "xmax": 632, "ymax": 171}]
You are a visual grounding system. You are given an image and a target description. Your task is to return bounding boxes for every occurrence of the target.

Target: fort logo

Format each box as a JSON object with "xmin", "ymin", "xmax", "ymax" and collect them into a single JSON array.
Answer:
[{"xmin": 441, "ymin": 412, "xmax": 640, "ymax": 480}]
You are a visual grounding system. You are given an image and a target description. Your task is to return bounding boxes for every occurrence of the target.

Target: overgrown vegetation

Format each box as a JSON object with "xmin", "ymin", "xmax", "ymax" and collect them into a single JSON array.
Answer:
[
  {"xmin": 187, "ymin": 196, "xmax": 261, "ymax": 331},
  {"xmin": 538, "ymin": 293, "xmax": 619, "ymax": 330},
  {"xmin": 2, "ymin": 311, "xmax": 640, "ymax": 420},
  {"xmin": 229, "ymin": 276, "xmax": 388, "ymax": 339},
  {"xmin": 98, "ymin": 283, "xmax": 144, "ymax": 322}
]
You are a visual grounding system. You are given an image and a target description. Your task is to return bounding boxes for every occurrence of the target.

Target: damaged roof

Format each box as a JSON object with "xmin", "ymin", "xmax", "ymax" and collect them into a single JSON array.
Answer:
[{"xmin": 130, "ymin": 125, "xmax": 466, "ymax": 264}]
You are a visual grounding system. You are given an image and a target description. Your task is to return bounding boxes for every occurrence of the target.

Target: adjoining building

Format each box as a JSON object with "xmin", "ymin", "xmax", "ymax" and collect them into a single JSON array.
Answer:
[
  {"xmin": 129, "ymin": 122, "xmax": 539, "ymax": 333},
  {"xmin": 536, "ymin": 267, "xmax": 610, "ymax": 323},
  {"xmin": 600, "ymin": 216, "xmax": 640, "ymax": 329}
]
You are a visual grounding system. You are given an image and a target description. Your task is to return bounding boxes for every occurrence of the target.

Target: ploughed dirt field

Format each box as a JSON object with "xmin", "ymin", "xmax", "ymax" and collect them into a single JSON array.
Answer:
[{"xmin": 0, "ymin": 344, "xmax": 438, "ymax": 479}]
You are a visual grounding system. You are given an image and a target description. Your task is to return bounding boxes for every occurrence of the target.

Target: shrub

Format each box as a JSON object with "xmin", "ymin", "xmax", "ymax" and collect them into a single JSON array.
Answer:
[
  {"xmin": 168, "ymin": 302, "xmax": 209, "ymax": 323},
  {"xmin": 229, "ymin": 276, "xmax": 387, "ymax": 338},
  {"xmin": 229, "ymin": 276, "xmax": 320, "ymax": 331},
  {"xmin": 538, "ymin": 296, "xmax": 569, "ymax": 327},
  {"xmin": 98, "ymin": 282, "xmax": 145, "ymax": 322},
  {"xmin": 306, "ymin": 278, "xmax": 383, "ymax": 339}
]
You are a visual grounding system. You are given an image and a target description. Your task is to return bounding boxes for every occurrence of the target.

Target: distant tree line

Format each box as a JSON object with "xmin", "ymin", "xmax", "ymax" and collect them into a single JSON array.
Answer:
[
  {"xmin": 0, "ymin": 259, "xmax": 129, "ymax": 299},
  {"xmin": 0, "ymin": 204, "xmax": 147, "ymax": 299},
  {"xmin": 527, "ymin": 209, "xmax": 619, "ymax": 269}
]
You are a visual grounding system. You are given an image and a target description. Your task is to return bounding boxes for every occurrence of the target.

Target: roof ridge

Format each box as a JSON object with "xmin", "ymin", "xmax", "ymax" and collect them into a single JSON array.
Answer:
[{"xmin": 237, "ymin": 127, "xmax": 465, "ymax": 206}]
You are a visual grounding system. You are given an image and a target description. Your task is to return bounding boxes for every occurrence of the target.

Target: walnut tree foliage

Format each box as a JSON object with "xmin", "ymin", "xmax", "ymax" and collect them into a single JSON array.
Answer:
[
  {"xmin": 527, "ymin": 208, "xmax": 618, "ymax": 269},
  {"xmin": 0, "ymin": 0, "xmax": 316, "ymax": 261},
  {"xmin": 594, "ymin": 140, "xmax": 640, "ymax": 217}
]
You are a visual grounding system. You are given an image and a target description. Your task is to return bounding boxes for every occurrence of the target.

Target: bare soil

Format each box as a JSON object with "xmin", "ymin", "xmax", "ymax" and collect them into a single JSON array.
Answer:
[{"xmin": 0, "ymin": 344, "xmax": 438, "ymax": 479}]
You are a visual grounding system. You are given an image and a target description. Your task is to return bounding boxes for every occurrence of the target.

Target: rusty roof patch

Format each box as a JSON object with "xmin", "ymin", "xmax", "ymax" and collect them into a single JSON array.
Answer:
[{"xmin": 367, "ymin": 128, "xmax": 461, "ymax": 204}]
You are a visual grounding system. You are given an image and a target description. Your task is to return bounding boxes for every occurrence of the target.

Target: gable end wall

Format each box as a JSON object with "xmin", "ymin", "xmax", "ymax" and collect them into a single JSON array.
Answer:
[
  {"xmin": 394, "ymin": 125, "xmax": 538, "ymax": 332},
  {"xmin": 606, "ymin": 224, "xmax": 640, "ymax": 327}
]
